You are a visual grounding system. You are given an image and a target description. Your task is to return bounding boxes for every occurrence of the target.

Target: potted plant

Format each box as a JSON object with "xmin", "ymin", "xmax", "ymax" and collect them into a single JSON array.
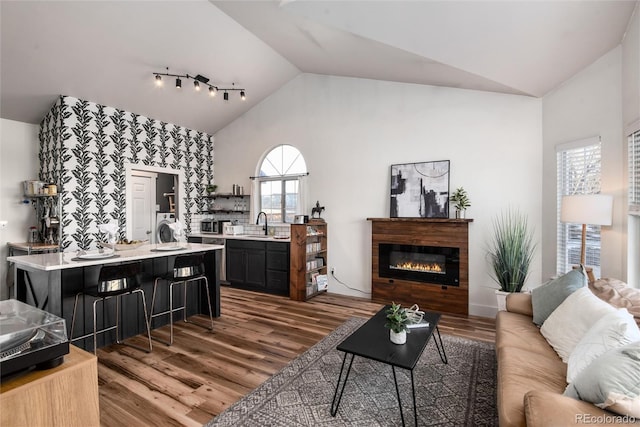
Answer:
[
  {"xmin": 450, "ymin": 187, "xmax": 471, "ymax": 219},
  {"xmin": 384, "ymin": 302, "xmax": 410, "ymax": 344},
  {"xmin": 206, "ymin": 183, "xmax": 217, "ymax": 194},
  {"xmin": 488, "ymin": 209, "xmax": 536, "ymax": 310}
]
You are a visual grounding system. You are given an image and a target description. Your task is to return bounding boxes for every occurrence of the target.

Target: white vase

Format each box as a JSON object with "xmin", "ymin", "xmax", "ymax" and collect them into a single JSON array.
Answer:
[
  {"xmin": 390, "ymin": 329, "xmax": 407, "ymax": 345},
  {"xmin": 455, "ymin": 209, "xmax": 466, "ymax": 219},
  {"xmin": 495, "ymin": 290, "xmax": 510, "ymax": 311}
]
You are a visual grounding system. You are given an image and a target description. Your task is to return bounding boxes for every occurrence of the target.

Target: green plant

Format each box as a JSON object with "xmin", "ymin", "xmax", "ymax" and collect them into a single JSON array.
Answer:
[
  {"xmin": 206, "ymin": 183, "xmax": 217, "ymax": 194},
  {"xmin": 488, "ymin": 209, "xmax": 536, "ymax": 292},
  {"xmin": 384, "ymin": 302, "xmax": 410, "ymax": 333},
  {"xmin": 450, "ymin": 187, "xmax": 471, "ymax": 211}
]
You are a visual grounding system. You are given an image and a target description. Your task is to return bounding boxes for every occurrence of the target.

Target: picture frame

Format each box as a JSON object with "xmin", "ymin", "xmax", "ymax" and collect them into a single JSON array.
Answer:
[{"xmin": 390, "ymin": 160, "xmax": 450, "ymax": 218}]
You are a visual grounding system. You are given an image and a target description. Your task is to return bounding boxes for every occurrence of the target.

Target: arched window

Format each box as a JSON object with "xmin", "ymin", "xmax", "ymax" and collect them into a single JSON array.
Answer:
[{"xmin": 256, "ymin": 145, "xmax": 307, "ymax": 223}]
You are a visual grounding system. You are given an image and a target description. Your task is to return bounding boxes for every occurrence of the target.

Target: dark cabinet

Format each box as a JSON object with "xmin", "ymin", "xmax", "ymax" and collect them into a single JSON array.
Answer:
[{"xmin": 226, "ymin": 239, "xmax": 289, "ymax": 295}]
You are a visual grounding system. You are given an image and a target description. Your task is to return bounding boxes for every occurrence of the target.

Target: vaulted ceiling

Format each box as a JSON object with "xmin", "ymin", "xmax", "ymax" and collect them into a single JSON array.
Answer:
[{"xmin": 1, "ymin": 1, "xmax": 636, "ymax": 135}]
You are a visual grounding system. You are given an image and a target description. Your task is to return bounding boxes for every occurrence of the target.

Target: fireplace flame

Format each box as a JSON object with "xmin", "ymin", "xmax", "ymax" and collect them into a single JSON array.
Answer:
[{"xmin": 390, "ymin": 261, "xmax": 444, "ymax": 274}]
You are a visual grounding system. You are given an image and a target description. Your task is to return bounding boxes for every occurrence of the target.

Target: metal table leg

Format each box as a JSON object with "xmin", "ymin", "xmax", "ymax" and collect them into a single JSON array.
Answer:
[
  {"xmin": 392, "ymin": 366, "xmax": 406, "ymax": 426},
  {"xmin": 432, "ymin": 325, "xmax": 448, "ymax": 364},
  {"xmin": 330, "ymin": 352, "xmax": 355, "ymax": 417}
]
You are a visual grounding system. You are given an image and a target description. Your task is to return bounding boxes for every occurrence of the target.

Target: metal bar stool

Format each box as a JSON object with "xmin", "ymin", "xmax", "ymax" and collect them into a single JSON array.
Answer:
[
  {"xmin": 70, "ymin": 262, "xmax": 153, "ymax": 354},
  {"xmin": 149, "ymin": 253, "xmax": 214, "ymax": 345}
]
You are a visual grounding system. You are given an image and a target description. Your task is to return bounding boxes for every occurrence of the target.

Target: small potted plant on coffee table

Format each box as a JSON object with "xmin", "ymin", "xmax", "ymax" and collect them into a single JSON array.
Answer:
[{"xmin": 385, "ymin": 302, "xmax": 410, "ymax": 345}]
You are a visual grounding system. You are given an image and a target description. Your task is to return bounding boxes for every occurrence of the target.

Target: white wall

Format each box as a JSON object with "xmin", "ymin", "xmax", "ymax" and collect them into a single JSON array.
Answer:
[
  {"xmin": 0, "ymin": 118, "xmax": 39, "ymax": 299},
  {"xmin": 215, "ymin": 74, "xmax": 543, "ymax": 317},
  {"xmin": 542, "ymin": 47, "xmax": 625, "ymax": 281}
]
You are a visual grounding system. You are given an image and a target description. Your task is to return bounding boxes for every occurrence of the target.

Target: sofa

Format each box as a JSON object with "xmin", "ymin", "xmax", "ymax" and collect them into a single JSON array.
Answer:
[{"xmin": 496, "ymin": 278, "xmax": 640, "ymax": 427}]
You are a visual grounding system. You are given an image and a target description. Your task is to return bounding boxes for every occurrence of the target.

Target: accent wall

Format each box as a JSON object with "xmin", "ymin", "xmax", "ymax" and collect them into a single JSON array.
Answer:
[{"xmin": 39, "ymin": 96, "xmax": 214, "ymax": 252}]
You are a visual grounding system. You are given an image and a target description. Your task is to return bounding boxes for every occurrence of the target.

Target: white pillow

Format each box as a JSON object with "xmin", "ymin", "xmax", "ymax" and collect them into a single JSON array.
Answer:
[
  {"xmin": 566, "ymin": 308, "xmax": 640, "ymax": 383},
  {"xmin": 540, "ymin": 287, "xmax": 616, "ymax": 362}
]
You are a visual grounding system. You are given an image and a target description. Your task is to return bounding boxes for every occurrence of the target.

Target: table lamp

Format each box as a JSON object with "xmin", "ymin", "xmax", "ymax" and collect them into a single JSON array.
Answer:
[{"xmin": 560, "ymin": 194, "xmax": 613, "ymax": 282}]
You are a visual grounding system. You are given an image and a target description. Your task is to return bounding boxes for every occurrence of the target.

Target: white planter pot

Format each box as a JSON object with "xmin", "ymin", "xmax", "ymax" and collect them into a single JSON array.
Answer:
[
  {"xmin": 455, "ymin": 210, "xmax": 466, "ymax": 219},
  {"xmin": 495, "ymin": 290, "xmax": 510, "ymax": 311},
  {"xmin": 390, "ymin": 329, "xmax": 407, "ymax": 345}
]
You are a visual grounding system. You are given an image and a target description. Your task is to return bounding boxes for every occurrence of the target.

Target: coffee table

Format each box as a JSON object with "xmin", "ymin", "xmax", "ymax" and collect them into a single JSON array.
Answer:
[{"xmin": 330, "ymin": 305, "xmax": 447, "ymax": 426}]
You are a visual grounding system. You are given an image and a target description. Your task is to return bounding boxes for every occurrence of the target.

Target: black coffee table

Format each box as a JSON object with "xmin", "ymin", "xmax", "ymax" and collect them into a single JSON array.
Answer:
[{"xmin": 330, "ymin": 305, "xmax": 447, "ymax": 426}]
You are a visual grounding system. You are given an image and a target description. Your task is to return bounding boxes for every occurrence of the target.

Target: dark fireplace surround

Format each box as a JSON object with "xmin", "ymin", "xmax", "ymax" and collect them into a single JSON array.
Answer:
[
  {"xmin": 379, "ymin": 244, "xmax": 460, "ymax": 286},
  {"xmin": 368, "ymin": 218, "xmax": 471, "ymax": 316}
]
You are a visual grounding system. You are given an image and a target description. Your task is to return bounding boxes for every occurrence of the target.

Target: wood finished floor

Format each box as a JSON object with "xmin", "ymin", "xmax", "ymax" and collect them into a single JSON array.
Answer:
[{"xmin": 96, "ymin": 287, "xmax": 496, "ymax": 427}]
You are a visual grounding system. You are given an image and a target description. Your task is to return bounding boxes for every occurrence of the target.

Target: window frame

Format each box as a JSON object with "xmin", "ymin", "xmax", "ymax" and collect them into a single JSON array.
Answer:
[
  {"xmin": 556, "ymin": 136, "xmax": 603, "ymax": 277},
  {"xmin": 256, "ymin": 145, "xmax": 307, "ymax": 224}
]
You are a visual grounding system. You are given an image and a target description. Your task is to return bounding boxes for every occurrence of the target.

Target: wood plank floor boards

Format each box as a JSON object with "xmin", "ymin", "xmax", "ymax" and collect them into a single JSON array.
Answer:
[{"xmin": 96, "ymin": 286, "xmax": 495, "ymax": 426}]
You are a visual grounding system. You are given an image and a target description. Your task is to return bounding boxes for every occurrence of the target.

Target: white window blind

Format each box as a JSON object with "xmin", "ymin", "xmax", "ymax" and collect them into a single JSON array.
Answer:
[
  {"xmin": 630, "ymin": 130, "xmax": 640, "ymax": 215},
  {"xmin": 556, "ymin": 137, "xmax": 602, "ymax": 276}
]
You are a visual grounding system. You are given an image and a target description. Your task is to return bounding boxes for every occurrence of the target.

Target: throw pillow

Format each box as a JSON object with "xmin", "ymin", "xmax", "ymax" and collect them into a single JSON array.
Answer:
[
  {"xmin": 564, "ymin": 341, "xmax": 640, "ymax": 417},
  {"xmin": 566, "ymin": 308, "xmax": 640, "ymax": 383},
  {"xmin": 540, "ymin": 287, "xmax": 616, "ymax": 362},
  {"xmin": 531, "ymin": 268, "xmax": 587, "ymax": 326}
]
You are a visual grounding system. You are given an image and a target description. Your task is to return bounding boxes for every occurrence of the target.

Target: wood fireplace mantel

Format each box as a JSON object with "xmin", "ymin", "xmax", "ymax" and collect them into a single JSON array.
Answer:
[{"xmin": 368, "ymin": 218, "xmax": 472, "ymax": 316}]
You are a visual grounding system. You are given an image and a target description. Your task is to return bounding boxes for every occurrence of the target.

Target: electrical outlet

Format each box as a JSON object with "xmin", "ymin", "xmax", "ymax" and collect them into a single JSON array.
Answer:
[
  {"xmin": 331, "ymin": 267, "xmax": 336, "ymax": 275},
  {"xmin": 0, "ymin": 220, "xmax": 7, "ymax": 229}
]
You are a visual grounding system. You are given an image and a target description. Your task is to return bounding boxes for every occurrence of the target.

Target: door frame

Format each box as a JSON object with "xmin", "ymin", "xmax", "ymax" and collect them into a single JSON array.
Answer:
[{"xmin": 125, "ymin": 163, "xmax": 183, "ymax": 241}]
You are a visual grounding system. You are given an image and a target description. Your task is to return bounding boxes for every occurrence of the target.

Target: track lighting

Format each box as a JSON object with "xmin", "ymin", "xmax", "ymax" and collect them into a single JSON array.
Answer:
[{"xmin": 152, "ymin": 68, "xmax": 246, "ymax": 102}]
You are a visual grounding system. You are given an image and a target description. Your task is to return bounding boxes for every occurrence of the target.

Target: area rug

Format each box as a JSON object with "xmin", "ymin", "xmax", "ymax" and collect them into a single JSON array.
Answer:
[{"xmin": 206, "ymin": 317, "xmax": 497, "ymax": 427}]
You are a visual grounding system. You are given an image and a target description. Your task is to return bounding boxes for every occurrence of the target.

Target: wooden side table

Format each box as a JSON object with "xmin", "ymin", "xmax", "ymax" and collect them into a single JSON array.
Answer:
[{"xmin": 1, "ymin": 346, "xmax": 100, "ymax": 427}]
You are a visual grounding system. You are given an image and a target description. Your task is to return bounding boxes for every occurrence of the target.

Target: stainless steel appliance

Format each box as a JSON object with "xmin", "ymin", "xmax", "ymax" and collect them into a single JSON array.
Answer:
[
  {"xmin": 0, "ymin": 300, "xmax": 69, "ymax": 379},
  {"xmin": 202, "ymin": 237, "xmax": 226, "ymax": 282},
  {"xmin": 200, "ymin": 219, "xmax": 217, "ymax": 234}
]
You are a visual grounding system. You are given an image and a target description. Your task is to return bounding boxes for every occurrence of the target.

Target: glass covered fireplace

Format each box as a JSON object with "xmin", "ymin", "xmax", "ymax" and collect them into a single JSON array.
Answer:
[{"xmin": 379, "ymin": 243, "xmax": 460, "ymax": 286}]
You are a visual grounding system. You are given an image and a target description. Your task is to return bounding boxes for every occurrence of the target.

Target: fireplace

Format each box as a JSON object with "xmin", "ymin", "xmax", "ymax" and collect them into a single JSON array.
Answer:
[
  {"xmin": 379, "ymin": 244, "xmax": 460, "ymax": 286},
  {"xmin": 368, "ymin": 218, "xmax": 471, "ymax": 316}
]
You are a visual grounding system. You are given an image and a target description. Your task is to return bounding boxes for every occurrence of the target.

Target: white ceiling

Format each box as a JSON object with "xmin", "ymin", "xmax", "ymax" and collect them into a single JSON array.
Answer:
[{"xmin": 1, "ymin": 1, "xmax": 636, "ymax": 135}]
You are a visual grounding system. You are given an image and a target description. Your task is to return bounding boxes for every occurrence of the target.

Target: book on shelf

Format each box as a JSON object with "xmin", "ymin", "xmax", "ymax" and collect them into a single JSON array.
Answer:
[{"xmin": 316, "ymin": 274, "xmax": 328, "ymax": 291}]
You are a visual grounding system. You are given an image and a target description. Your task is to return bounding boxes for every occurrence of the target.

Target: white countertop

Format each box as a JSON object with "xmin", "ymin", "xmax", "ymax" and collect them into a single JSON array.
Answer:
[
  {"xmin": 189, "ymin": 233, "xmax": 290, "ymax": 242},
  {"xmin": 7, "ymin": 243, "xmax": 223, "ymax": 271}
]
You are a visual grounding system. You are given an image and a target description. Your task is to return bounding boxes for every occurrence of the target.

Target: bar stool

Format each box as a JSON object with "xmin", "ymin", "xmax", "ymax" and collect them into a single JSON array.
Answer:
[
  {"xmin": 150, "ymin": 253, "xmax": 214, "ymax": 345},
  {"xmin": 70, "ymin": 262, "xmax": 153, "ymax": 354}
]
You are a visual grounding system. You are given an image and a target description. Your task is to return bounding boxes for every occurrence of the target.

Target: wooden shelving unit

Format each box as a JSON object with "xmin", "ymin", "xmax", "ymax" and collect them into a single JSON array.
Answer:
[{"xmin": 289, "ymin": 220, "xmax": 328, "ymax": 301}]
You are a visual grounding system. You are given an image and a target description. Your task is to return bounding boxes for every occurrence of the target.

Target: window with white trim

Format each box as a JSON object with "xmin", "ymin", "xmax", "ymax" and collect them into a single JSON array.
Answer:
[
  {"xmin": 556, "ymin": 137, "xmax": 602, "ymax": 277},
  {"xmin": 628, "ymin": 130, "xmax": 640, "ymax": 286},
  {"xmin": 256, "ymin": 145, "xmax": 307, "ymax": 223}
]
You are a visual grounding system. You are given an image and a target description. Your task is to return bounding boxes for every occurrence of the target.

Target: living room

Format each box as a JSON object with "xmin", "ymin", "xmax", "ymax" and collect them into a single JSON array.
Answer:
[{"xmin": 0, "ymin": 1, "xmax": 639, "ymax": 426}]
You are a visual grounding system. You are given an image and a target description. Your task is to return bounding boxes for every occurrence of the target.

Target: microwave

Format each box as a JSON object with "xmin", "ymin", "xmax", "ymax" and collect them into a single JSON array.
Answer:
[{"xmin": 201, "ymin": 220, "xmax": 230, "ymax": 234}]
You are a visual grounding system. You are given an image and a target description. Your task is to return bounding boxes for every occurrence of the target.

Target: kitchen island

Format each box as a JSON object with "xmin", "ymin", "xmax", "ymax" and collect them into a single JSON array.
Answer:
[{"xmin": 7, "ymin": 243, "xmax": 223, "ymax": 351}]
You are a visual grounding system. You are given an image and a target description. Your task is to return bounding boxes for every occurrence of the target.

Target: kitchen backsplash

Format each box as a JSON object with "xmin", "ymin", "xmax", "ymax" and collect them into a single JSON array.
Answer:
[{"xmin": 39, "ymin": 95, "xmax": 214, "ymax": 252}]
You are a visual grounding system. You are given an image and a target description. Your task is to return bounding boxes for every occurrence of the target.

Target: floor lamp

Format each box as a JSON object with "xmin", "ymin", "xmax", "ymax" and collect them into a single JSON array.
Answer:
[{"xmin": 560, "ymin": 194, "xmax": 613, "ymax": 282}]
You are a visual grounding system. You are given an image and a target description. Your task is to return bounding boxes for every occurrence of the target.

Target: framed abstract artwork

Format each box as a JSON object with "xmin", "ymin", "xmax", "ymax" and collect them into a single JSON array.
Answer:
[{"xmin": 390, "ymin": 160, "xmax": 450, "ymax": 218}]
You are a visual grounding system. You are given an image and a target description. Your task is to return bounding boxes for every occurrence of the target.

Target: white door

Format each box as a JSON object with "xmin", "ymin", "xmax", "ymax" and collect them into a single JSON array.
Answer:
[{"xmin": 131, "ymin": 174, "xmax": 154, "ymax": 242}]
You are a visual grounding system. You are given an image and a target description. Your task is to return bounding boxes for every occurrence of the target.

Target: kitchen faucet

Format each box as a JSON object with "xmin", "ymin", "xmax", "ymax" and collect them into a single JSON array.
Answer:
[{"xmin": 256, "ymin": 211, "xmax": 268, "ymax": 235}]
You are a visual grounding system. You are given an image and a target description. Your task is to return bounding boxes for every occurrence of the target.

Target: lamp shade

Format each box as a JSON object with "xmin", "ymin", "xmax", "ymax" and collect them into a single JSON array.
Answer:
[{"xmin": 561, "ymin": 194, "xmax": 613, "ymax": 226}]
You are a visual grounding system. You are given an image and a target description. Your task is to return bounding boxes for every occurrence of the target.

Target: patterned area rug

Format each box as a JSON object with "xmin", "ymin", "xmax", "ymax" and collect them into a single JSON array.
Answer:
[{"xmin": 206, "ymin": 317, "xmax": 497, "ymax": 427}]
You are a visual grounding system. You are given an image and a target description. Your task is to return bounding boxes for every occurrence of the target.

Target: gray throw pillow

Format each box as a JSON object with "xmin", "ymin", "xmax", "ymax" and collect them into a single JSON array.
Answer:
[
  {"xmin": 531, "ymin": 268, "xmax": 587, "ymax": 325},
  {"xmin": 564, "ymin": 341, "xmax": 640, "ymax": 417}
]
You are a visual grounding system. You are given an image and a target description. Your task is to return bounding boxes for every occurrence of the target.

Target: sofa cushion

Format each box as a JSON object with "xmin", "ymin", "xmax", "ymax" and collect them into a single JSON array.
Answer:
[
  {"xmin": 540, "ymin": 287, "xmax": 616, "ymax": 362},
  {"xmin": 531, "ymin": 268, "xmax": 586, "ymax": 326},
  {"xmin": 566, "ymin": 308, "xmax": 640, "ymax": 383},
  {"xmin": 497, "ymin": 345, "xmax": 567, "ymax": 427},
  {"xmin": 505, "ymin": 292, "xmax": 533, "ymax": 317},
  {"xmin": 496, "ymin": 311, "xmax": 557, "ymax": 357},
  {"xmin": 524, "ymin": 390, "xmax": 620, "ymax": 427},
  {"xmin": 589, "ymin": 278, "xmax": 640, "ymax": 326},
  {"xmin": 564, "ymin": 341, "xmax": 640, "ymax": 417}
]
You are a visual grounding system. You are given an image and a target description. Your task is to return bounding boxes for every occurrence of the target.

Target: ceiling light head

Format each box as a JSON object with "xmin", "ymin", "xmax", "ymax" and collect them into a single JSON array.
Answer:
[
  {"xmin": 155, "ymin": 74, "xmax": 163, "ymax": 87},
  {"xmin": 240, "ymin": 90, "xmax": 246, "ymax": 101},
  {"xmin": 176, "ymin": 78, "xmax": 182, "ymax": 89},
  {"xmin": 223, "ymin": 91, "xmax": 229, "ymax": 101},
  {"xmin": 194, "ymin": 80, "xmax": 200, "ymax": 91},
  {"xmin": 209, "ymin": 86, "xmax": 217, "ymax": 97}
]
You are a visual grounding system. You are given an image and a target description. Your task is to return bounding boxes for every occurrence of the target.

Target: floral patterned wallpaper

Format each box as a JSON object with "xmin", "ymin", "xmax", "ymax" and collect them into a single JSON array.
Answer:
[{"xmin": 39, "ymin": 95, "xmax": 214, "ymax": 252}]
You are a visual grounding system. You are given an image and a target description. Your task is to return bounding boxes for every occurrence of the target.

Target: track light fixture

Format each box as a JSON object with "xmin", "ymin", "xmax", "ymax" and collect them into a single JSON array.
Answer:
[{"xmin": 153, "ymin": 67, "xmax": 246, "ymax": 101}]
